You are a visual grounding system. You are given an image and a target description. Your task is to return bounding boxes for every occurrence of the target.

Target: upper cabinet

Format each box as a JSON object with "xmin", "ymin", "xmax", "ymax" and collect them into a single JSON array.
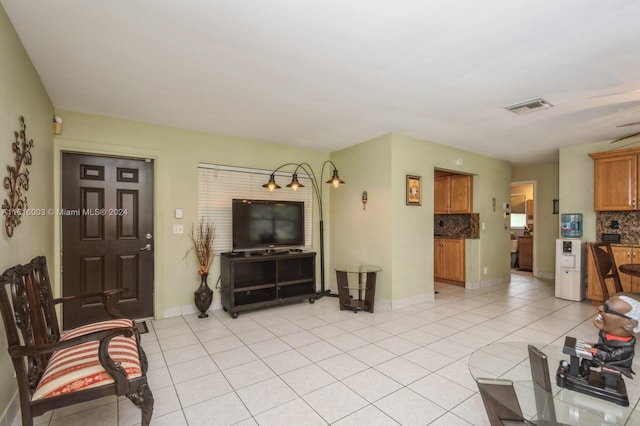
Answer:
[
  {"xmin": 589, "ymin": 148, "xmax": 640, "ymax": 211},
  {"xmin": 434, "ymin": 172, "xmax": 473, "ymax": 214}
]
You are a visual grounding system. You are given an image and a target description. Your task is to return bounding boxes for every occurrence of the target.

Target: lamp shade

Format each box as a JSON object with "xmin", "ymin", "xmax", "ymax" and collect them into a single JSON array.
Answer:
[
  {"xmin": 286, "ymin": 173, "xmax": 305, "ymax": 191},
  {"xmin": 326, "ymin": 169, "xmax": 345, "ymax": 187},
  {"xmin": 262, "ymin": 174, "xmax": 281, "ymax": 191}
]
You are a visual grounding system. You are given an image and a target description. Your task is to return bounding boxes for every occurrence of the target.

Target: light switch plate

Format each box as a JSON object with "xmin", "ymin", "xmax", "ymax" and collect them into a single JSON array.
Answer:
[{"xmin": 175, "ymin": 208, "xmax": 183, "ymax": 219}]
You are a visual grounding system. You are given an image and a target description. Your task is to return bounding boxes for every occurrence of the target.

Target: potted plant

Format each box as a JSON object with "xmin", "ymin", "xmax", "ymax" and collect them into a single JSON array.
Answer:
[{"xmin": 189, "ymin": 219, "xmax": 215, "ymax": 318}]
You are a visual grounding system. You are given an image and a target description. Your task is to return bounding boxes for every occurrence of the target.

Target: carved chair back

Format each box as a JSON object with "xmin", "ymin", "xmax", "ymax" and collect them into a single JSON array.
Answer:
[{"xmin": 0, "ymin": 256, "xmax": 60, "ymax": 396}]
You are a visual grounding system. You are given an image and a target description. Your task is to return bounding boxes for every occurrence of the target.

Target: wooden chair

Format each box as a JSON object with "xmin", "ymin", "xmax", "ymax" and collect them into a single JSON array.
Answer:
[
  {"xmin": 0, "ymin": 256, "xmax": 153, "ymax": 426},
  {"xmin": 590, "ymin": 243, "xmax": 624, "ymax": 300},
  {"xmin": 476, "ymin": 377, "xmax": 529, "ymax": 425}
]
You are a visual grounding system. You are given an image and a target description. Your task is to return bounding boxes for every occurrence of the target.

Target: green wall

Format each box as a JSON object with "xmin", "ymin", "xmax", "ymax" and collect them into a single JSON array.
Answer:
[
  {"xmin": 0, "ymin": 4, "xmax": 54, "ymax": 418},
  {"xmin": 329, "ymin": 135, "xmax": 393, "ymax": 301},
  {"xmin": 53, "ymin": 111, "xmax": 331, "ymax": 318},
  {"xmin": 559, "ymin": 140, "xmax": 605, "ymax": 242},
  {"xmin": 54, "ymin": 113, "xmax": 516, "ymax": 316},
  {"xmin": 331, "ymin": 133, "xmax": 512, "ymax": 307}
]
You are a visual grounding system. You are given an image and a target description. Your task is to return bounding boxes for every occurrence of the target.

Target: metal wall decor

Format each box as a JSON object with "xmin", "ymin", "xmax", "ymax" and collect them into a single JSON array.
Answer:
[{"xmin": 3, "ymin": 116, "xmax": 34, "ymax": 237}]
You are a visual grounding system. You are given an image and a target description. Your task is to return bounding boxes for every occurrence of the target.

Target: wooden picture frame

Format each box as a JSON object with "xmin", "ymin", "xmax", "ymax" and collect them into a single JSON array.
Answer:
[{"xmin": 406, "ymin": 175, "xmax": 421, "ymax": 206}]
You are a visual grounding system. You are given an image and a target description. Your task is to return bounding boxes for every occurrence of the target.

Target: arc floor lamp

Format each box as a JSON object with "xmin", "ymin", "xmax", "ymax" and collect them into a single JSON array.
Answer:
[{"xmin": 262, "ymin": 161, "xmax": 345, "ymax": 297}]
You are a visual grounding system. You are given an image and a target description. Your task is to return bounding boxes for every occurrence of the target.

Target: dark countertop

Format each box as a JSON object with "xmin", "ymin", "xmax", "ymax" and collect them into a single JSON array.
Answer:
[{"xmin": 434, "ymin": 236, "xmax": 467, "ymax": 239}]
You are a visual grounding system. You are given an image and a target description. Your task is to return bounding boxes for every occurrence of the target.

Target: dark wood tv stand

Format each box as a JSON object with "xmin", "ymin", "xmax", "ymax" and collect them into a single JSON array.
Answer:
[{"xmin": 220, "ymin": 251, "xmax": 317, "ymax": 318}]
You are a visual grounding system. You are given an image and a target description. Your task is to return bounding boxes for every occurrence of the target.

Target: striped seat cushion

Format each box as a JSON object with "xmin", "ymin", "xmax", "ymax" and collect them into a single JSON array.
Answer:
[{"xmin": 32, "ymin": 319, "xmax": 142, "ymax": 400}]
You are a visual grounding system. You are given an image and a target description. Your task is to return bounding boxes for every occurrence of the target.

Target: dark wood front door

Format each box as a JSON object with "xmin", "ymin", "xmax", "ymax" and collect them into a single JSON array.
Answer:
[{"xmin": 62, "ymin": 153, "xmax": 154, "ymax": 329}]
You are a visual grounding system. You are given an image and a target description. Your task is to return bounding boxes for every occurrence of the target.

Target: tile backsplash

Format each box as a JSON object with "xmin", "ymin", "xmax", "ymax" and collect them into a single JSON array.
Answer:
[
  {"xmin": 596, "ymin": 211, "xmax": 640, "ymax": 245},
  {"xmin": 434, "ymin": 213, "xmax": 480, "ymax": 239}
]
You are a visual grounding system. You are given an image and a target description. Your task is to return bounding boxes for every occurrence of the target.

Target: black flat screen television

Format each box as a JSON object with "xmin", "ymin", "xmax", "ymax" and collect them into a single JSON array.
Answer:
[{"xmin": 232, "ymin": 199, "xmax": 305, "ymax": 251}]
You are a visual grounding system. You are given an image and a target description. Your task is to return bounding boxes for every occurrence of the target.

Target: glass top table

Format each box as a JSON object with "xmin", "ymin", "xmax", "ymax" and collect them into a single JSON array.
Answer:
[
  {"xmin": 334, "ymin": 265, "xmax": 383, "ymax": 274},
  {"xmin": 469, "ymin": 341, "xmax": 640, "ymax": 425},
  {"xmin": 335, "ymin": 265, "xmax": 382, "ymax": 313}
]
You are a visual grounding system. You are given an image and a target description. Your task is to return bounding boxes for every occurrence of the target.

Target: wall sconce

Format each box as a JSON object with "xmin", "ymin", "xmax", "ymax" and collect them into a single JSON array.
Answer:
[
  {"xmin": 263, "ymin": 161, "xmax": 345, "ymax": 296},
  {"xmin": 53, "ymin": 115, "xmax": 63, "ymax": 135}
]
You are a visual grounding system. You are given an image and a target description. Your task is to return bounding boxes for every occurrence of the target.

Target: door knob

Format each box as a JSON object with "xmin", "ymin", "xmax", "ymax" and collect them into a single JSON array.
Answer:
[{"xmin": 140, "ymin": 244, "xmax": 152, "ymax": 251}]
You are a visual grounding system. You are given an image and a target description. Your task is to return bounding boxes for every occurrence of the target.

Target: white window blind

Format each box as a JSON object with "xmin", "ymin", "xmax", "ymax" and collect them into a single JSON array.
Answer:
[{"xmin": 197, "ymin": 164, "xmax": 314, "ymax": 254}]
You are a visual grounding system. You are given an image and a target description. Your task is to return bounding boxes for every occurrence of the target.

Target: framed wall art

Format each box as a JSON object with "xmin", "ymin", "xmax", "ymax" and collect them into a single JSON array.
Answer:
[{"xmin": 406, "ymin": 175, "xmax": 421, "ymax": 206}]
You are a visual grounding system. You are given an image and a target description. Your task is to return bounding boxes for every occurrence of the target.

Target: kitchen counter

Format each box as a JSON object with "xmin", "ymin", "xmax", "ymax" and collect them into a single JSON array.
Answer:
[{"xmin": 434, "ymin": 213, "xmax": 480, "ymax": 239}]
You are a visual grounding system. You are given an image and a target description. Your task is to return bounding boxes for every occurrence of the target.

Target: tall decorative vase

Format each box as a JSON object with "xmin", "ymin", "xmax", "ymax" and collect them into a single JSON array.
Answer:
[{"xmin": 194, "ymin": 272, "xmax": 213, "ymax": 318}]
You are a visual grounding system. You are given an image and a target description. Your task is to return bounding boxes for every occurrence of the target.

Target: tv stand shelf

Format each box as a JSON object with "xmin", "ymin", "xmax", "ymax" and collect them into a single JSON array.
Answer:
[{"xmin": 221, "ymin": 251, "xmax": 316, "ymax": 318}]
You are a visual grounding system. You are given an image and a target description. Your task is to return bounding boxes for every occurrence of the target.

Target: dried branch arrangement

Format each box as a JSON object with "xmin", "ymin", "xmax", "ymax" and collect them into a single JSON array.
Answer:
[{"xmin": 188, "ymin": 219, "xmax": 216, "ymax": 275}]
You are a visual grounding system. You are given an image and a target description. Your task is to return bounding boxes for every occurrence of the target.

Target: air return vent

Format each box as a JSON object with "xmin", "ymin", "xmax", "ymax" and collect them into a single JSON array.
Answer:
[{"xmin": 505, "ymin": 98, "xmax": 553, "ymax": 114}]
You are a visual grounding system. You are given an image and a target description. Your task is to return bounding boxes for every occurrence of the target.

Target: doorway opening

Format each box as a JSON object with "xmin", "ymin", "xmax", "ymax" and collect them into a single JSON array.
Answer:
[{"xmin": 511, "ymin": 181, "xmax": 535, "ymax": 276}]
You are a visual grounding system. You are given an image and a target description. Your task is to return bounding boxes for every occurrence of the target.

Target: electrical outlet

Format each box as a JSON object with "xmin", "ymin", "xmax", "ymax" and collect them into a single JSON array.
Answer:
[
  {"xmin": 483, "ymin": 267, "xmax": 488, "ymax": 275},
  {"xmin": 173, "ymin": 224, "xmax": 184, "ymax": 234}
]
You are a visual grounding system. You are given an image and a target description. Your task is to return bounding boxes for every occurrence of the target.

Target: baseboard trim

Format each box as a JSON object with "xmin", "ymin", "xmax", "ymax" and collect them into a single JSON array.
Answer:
[
  {"xmin": 162, "ymin": 299, "xmax": 222, "ymax": 319},
  {"xmin": 391, "ymin": 292, "xmax": 435, "ymax": 310},
  {"xmin": 465, "ymin": 275, "xmax": 511, "ymax": 289},
  {"xmin": 1, "ymin": 390, "xmax": 20, "ymax": 426}
]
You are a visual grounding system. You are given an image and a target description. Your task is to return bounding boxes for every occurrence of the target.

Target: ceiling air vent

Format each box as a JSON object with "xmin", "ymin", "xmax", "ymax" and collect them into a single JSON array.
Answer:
[{"xmin": 505, "ymin": 98, "xmax": 553, "ymax": 114}]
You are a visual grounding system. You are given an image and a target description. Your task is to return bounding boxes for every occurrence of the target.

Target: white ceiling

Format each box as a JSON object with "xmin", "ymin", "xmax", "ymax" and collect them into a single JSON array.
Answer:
[{"xmin": 4, "ymin": 0, "xmax": 640, "ymax": 166}]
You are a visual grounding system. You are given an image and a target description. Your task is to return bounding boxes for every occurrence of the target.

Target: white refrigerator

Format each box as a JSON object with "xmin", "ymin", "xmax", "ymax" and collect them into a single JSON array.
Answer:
[{"xmin": 555, "ymin": 239, "xmax": 586, "ymax": 301}]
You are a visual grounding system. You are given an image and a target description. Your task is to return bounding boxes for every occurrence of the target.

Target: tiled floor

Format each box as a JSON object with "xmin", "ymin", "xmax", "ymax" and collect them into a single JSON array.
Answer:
[{"xmin": 31, "ymin": 272, "xmax": 632, "ymax": 425}]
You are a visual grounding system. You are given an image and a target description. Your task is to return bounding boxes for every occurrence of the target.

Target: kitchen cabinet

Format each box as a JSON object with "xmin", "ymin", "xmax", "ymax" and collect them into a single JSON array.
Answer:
[
  {"xmin": 434, "ymin": 174, "xmax": 473, "ymax": 214},
  {"xmin": 589, "ymin": 148, "xmax": 640, "ymax": 211},
  {"xmin": 434, "ymin": 238, "xmax": 465, "ymax": 284},
  {"xmin": 611, "ymin": 246, "xmax": 640, "ymax": 293},
  {"xmin": 586, "ymin": 244, "xmax": 640, "ymax": 303},
  {"xmin": 517, "ymin": 236, "xmax": 533, "ymax": 271}
]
